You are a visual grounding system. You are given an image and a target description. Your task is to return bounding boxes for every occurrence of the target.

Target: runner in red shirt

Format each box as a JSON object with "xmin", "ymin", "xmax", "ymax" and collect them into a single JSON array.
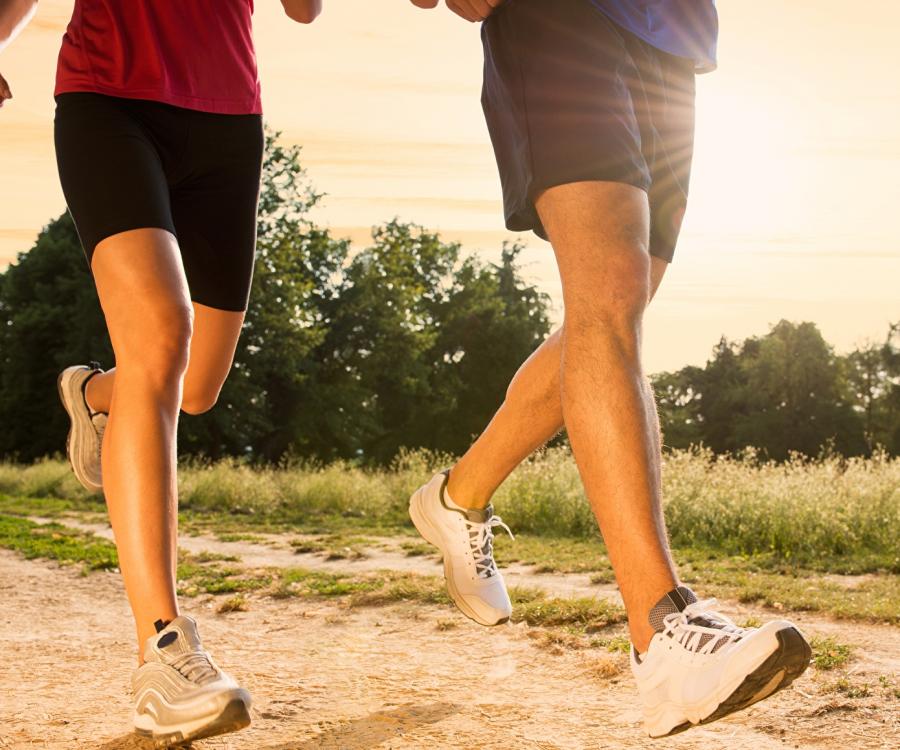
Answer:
[{"xmin": 0, "ymin": 1, "xmax": 323, "ymax": 745}]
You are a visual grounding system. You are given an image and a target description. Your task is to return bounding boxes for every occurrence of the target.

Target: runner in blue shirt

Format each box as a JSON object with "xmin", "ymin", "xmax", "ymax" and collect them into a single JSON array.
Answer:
[{"xmin": 408, "ymin": 0, "xmax": 812, "ymax": 739}]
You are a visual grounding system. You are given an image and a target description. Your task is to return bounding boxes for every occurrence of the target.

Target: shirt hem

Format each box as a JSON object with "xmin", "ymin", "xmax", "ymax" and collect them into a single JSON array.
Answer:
[{"xmin": 54, "ymin": 80, "xmax": 263, "ymax": 115}]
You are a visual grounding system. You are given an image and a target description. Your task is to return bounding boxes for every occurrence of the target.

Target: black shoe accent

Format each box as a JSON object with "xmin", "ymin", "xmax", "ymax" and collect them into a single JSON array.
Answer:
[
  {"xmin": 81, "ymin": 364, "xmax": 104, "ymax": 416},
  {"xmin": 157, "ymin": 631, "xmax": 178, "ymax": 649},
  {"xmin": 154, "ymin": 619, "xmax": 171, "ymax": 634},
  {"xmin": 660, "ymin": 721, "xmax": 691, "ymax": 737},
  {"xmin": 654, "ymin": 627, "xmax": 811, "ymax": 739},
  {"xmin": 701, "ymin": 627, "xmax": 811, "ymax": 726}
]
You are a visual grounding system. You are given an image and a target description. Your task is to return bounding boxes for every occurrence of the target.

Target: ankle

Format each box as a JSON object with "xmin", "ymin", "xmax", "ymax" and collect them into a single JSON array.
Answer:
[
  {"xmin": 445, "ymin": 469, "xmax": 490, "ymax": 510},
  {"xmin": 630, "ymin": 624, "xmax": 656, "ymax": 655},
  {"xmin": 84, "ymin": 373, "xmax": 106, "ymax": 414}
]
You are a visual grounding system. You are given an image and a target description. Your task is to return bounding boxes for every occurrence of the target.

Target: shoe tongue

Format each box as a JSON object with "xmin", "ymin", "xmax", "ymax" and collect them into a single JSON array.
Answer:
[
  {"xmin": 464, "ymin": 505, "xmax": 492, "ymax": 524},
  {"xmin": 466, "ymin": 505, "xmax": 496, "ymax": 578},
  {"xmin": 648, "ymin": 586, "xmax": 698, "ymax": 633}
]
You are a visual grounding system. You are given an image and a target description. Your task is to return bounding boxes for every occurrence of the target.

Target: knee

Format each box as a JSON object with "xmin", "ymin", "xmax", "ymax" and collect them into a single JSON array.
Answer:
[
  {"xmin": 181, "ymin": 387, "xmax": 221, "ymax": 416},
  {"xmin": 565, "ymin": 254, "xmax": 650, "ymax": 337},
  {"xmin": 115, "ymin": 305, "xmax": 194, "ymax": 388}
]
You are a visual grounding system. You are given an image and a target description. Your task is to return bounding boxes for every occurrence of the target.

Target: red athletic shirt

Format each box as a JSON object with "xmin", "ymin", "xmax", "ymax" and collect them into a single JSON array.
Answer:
[{"xmin": 55, "ymin": 1, "xmax": 262, "ymax": 115}]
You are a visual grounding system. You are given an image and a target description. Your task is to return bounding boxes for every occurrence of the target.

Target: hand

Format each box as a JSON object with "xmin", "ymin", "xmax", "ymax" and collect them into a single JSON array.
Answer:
[
  {"xmin": 409, "ymin": 0, "xmax": 504, "ymax": 22},
  {"xmin": 0, "ymin": 72, "xmax": 11, "ymax": 109},
  {"xmin": 445, "ymin": 0, "xmax": 504, "ymax": 22}
]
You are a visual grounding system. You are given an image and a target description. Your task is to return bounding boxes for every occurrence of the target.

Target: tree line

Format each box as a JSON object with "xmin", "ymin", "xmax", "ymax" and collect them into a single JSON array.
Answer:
[
  {"xmin": 0, "ymin": 133, "xmax": 896, "ymax": 463},
  {"xmin": 653, "ymin": 320, "xmax": 899, "ymax": 459}
]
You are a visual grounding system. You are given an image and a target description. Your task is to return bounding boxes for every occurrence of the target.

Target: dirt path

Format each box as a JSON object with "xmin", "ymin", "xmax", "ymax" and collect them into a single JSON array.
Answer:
[
  {"xmin": 2, "ymin": 527, "xmax": 898, "ymax": 749},
  {"xmin": 48, "ymin": 518, "xmax": 611, "ymax": 603}
]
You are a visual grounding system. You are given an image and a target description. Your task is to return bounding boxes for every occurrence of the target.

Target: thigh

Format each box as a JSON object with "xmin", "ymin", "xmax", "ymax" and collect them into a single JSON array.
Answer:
[
  {"xmin": 54, "ymin": 93, "xmax": 177, "ymax": 264},
  {"xmin": 90, "ymin": 229, "xmax": 193, "ymax": 361},
  {"xmin": 170, "ymin": 112, "xmax": 264, "ymax": 313},
  {"xmin": 182, "ymin": 303, "xmax": 245, "ymax": 406},
  {"xmin": 535, "ymin": 180, "xmax": 651, "ymax": 303}
]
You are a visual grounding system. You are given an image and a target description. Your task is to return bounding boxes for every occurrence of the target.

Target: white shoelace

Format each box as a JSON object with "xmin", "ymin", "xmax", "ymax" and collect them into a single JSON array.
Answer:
[
  {"xmin": 464, "ymin": 514, "xmax": 514, "ymax": 578},
  {"xmin": 170, "ymin": 650, "xmax": 219, "ymax": 685},
  {"xmin": 661, "ymin": 598, "xmax": 746, "ymax": 655}
]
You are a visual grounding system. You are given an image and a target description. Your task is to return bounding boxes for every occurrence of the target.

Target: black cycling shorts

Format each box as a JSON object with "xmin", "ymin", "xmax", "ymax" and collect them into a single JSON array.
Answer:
[
  {"xmin": 54, "ymin": 92, "xmax": 264, "ymax": 312},
  {"xmin": 481, "ymin": 0, "xmax": 696, "ymax": 262}
]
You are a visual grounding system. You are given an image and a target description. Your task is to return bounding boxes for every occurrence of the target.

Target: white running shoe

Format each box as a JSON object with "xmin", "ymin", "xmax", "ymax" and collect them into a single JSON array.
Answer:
[
  {"xmin": 133, "ymin": 616, "xmax": 252, "ymax": 748},
  {"xmin": 631, "ymin": 586, "xmax": 811, "ymax": 737},
  {"xmin": 409, "ymin": 471, "xmax": 514, "ymax": 626},
  {"xmin": 57, "ymin": 362, "xmax": 106, "ymax": 493}
]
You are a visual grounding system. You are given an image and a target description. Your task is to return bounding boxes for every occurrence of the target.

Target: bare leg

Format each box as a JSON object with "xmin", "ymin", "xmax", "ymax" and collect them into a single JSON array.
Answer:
[
  {"xmin": 91, "ymin": 229, "xmax": 190, "ymax": 658},
  {"xmin": 85, "ymin": 303, "xmax": 244, "ymax": 416},
  {"xmin": 450, "ymin": 180, "xmax": 677, "ymax": 651},
  {"xmin": 89, "ymin": 231, "xmax": 245, "ymax": 660},
  {"xmin": 447, "ymin": 257, "xmax": 668, "ymax": 508},
  {"xmin": 539, "ymin": 181, "xmax": 676, "ymax": 651}
]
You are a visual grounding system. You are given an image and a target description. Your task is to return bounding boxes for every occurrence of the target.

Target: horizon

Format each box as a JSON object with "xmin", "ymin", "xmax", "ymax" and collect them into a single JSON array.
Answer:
[{"xmin": 1, "ymin": 0, "xmax": 898, "ymax": 372}]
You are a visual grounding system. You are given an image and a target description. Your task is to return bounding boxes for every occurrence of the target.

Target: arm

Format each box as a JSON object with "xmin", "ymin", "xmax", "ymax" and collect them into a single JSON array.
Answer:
[
  {"xmin": 1, "ymin": 0, "xmax": 38, "ymax": 107},
  {"xmin": 1, "ymin": 0, "xmax": 36, "ymax": 51},
  {"xmin": 281, "ymin": 0, "xmax": 322, "ymax": 24}
]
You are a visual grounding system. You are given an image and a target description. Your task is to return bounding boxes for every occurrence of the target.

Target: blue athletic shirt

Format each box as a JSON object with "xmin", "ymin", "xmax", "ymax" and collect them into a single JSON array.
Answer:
[{"xmin": 590, "ymin": 0, "xmax": 718, "ymax": 72}]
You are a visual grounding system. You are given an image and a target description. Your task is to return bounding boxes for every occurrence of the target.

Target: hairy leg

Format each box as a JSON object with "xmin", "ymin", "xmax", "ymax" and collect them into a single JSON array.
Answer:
[
  {"xmin": 90, "ymin": 228, "xmax": 193, "ymax": 660},
  {"xmin": 86, "ymin": 303, "xmax": 245, "ymax": 416},
  {"xmin": 447, "ymin": 256, "xmax": 668, "ymax": 508},
  {"xmin": 538, "ymin": 180, "xmax": 676, "ymax": 651}
]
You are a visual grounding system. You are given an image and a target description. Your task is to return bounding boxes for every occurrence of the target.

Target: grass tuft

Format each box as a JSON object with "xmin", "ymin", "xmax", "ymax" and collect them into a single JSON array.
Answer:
[
  {"xmin": 810, "ymin": 636, "xmax": 853, "ymax": 670},
  {"xmin": 217, "ymin": 595, "xmax": 249, "ymax": 613}
]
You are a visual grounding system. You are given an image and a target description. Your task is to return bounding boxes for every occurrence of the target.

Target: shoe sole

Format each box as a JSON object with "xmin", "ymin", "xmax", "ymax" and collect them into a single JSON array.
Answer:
[
  {"xmin": 135, "ymin": 697, "xmax": 251, "ymax": 748},
  {"xmin": 655, "ymin": 626, "xmax": 812, "ymax": 738},
  {"xmin": 409, "ymin": 488, "xmax": 510, "ymax": 628},
  {"xmin": 56, "ymin": 368, "xmax": 102, "ymax": 494}
]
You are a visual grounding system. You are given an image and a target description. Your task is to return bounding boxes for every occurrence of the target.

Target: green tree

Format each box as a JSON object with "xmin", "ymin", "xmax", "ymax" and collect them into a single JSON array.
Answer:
[
  {"xmin": 696, "ymin": 337, "xmax": 750, "ymax": 454},
  {"xmin": 424, "ymin": 243, "xmax": 551, "ymax": 455},
  {"xmin": 736, "ymin": 320, "xmax": 865, "ymax": 458},
  {"xmin": 179, "ymin": 132, "xmax": 349, "ymax": 460},
  {"xmin": 0, "ymin": 213, "xmax": 111, "ymax": 461},
  {"xmin": 652, "ymin": 366, "xmax": 704, "ymax": 449},
  {"xmin": 310, "ymin": 225, "xmax": 550, "ymax": 463},
  {"xmin": 881, "ymin": 322, "xmax": 900, "ymax": 452},
  {"xmin": 845, "ymin": 322, "xmax": 900, "ymax": 453}
]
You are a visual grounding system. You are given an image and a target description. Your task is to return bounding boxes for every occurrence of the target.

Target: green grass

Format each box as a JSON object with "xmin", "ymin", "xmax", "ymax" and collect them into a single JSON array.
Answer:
[
  {"xmin": 0, "ymin": 514, "xmax": 117, "ymax": 572},
  {"xmin": 2, "ymin": 447, "xmax": 897, "ymax": 571},
  {"xmin": 878, "ymin": 676, "xmax": 900, "ymax": 700},
  {"xmin": 217, "ymin": 595, "xmax": 249, "ymax": 613},
  {"xmin": 830, "ymin": 677, "xmax": 873, "ymax": 699},
  {"xmin": 4, "ymin": 505, "xmax": 898, "ymax": 664},
  {"xmin": 810, "ymin": 636, "xmax": 854, "ymax": 670},
  {"xmin": 1, "ymin": 447, "xmax": 897, "ymax": 622},
  {"xmin": 176, "ymin": 551, "xmax": 271, "ymax": 597},
  {"xmin": 400, "ymin": 541, "xmax": 434, "ymax": 557},
  {"xmin": 4, "ymin": 494, "xmax": 899, "ymax": 623},
  {"xmin": 591, "ymin": 634, "xmax": 632, "ymax": 653},
  {"xmin": 512, "ymin": 591, "xmax": 625, "ymax": 630},
  {"xmin": 678, "ymin": 550, "xmax": 900, "ymax": 624}
]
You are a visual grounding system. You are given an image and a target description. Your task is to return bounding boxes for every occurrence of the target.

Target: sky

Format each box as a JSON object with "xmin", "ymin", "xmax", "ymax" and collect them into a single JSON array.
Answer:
[{"xmin": 1, "ymin": 0, "xmax": 898, "ymax": 373}]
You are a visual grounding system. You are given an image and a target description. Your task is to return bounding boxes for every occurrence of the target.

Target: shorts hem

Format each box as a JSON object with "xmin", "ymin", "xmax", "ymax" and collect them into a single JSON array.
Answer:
[
  {"xmin": 85, "ymin": 224, "xmax": 177, "ymax": 263},
  {"xmin": 505, "ymin": 172, "xmax": 652, "ymax": 243}
]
